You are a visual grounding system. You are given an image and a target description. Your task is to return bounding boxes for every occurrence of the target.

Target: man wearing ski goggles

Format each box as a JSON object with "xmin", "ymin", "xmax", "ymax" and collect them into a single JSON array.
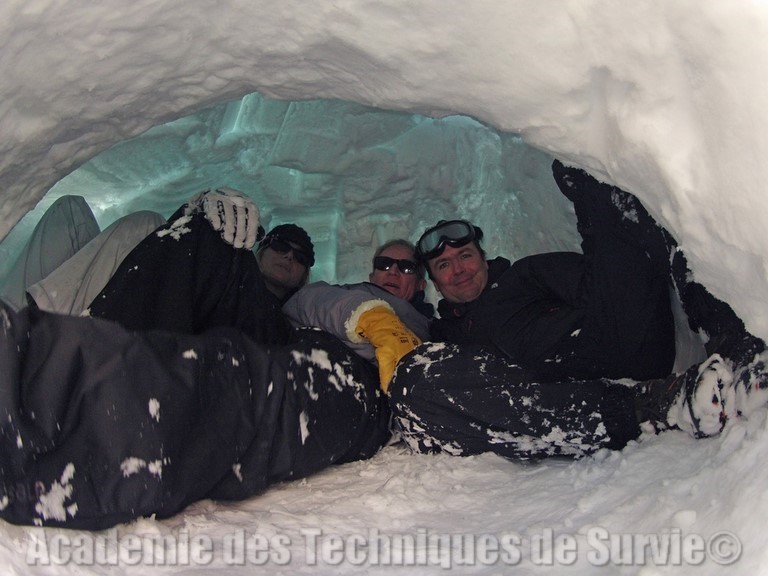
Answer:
[
  {"xmin": 414, "ymin": 160, "xmax": 676, "ymax": 383},
  {"xmin": 415, "ymin": 219, "xmax": 484, "ymax": 262},
  {"xmin": 415, "ymin": 219, "xmax": 488, "ymax": 304},
  {"xmin": 388, "ymin": 160, "xmax": 720, "ymax": 463}
]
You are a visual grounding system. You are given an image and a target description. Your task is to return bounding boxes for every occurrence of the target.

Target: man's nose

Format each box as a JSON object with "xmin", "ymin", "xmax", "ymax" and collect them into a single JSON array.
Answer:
[{"xmin": 451, "ymin": 259, "xmax": 466, "ymax": 275}]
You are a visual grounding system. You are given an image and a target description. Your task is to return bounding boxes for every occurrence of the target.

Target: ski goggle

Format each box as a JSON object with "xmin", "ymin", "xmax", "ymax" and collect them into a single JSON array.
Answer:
[
  {"xmin": 416, "ymin": 219, "xmax": 482, "ymax": 261},
  {"xmin": 373, "ymin": 256, "xmax": 418, "ymax": 275},
  {"xmin": 263, "ymin": 237, "xmax": 312, "ymax": 267}
]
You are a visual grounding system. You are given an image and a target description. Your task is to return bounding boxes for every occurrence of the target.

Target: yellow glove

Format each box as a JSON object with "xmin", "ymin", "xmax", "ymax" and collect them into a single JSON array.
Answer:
[{"xmin": 355, "ymin": 305, "xmax": 422, "ymax": 393}]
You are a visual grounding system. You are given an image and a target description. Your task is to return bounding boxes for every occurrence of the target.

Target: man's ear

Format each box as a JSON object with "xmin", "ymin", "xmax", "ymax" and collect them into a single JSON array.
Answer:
[
  {"xmin": 431, "ymin": 279, "xmax": 441, "ymax": 295},
  {"xmin": 369, "ymin": 271, "xmax": 375, "ymax": 283},
  {"xmin": 417, "ymin": 277, "xmax": 426, "ymax": 292}
]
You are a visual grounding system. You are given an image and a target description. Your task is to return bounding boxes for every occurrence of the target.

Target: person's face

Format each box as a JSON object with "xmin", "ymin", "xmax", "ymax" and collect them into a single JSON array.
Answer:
[
  {"xmin": 427, "ymin": 242, "xmax": 488, "ymax": 303},
  {"xmin": 258, "ymin": 242, "xmax": 308, "ymax": 297},
  {"xmin": 369, "ymin": 244, "xmax": 425, "ymax": 302}
]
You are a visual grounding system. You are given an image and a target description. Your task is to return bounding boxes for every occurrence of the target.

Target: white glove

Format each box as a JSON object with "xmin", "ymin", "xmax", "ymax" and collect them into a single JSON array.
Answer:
[{"xmin": 187, "ymin": 188, "xmax": 260, "ymax": 249}]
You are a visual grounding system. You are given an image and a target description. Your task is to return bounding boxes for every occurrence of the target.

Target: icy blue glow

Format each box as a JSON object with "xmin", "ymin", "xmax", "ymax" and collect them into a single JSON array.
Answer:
[{"xmin": 0, "ymin": 93, "xmax": 579, "ymax": 287}]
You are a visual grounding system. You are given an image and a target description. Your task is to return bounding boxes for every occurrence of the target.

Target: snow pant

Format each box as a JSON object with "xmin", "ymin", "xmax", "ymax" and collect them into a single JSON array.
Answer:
[
  {"xmin": 0, "ymin": 301, "xmax": 389, "ymax": 529},
  {"xmin": 667, "ymin": 241, "xmax": 768, "ymax": 417},
  {"xmin": 0, "ymin": 196, "xmax": 100, "ymax": 310},
  {"xmin": 669, "ymin": 248, "xmax": 766, "ymax": 364},
  {"xmin": 539, "ymin": 161, "xmax": 676, "ymax": 381},
  {"xmin": 87, "ymin": 211, "xmax": 293, "ymax": 346},
  {"xmin": 548, "ymin": 162, "xmax": 767, "ymax": 406},
  {"xmin": 27, "ymin": 207, "xmax": 165, "ymax": 315},
  {"xmin": 389, "ymin": 342, "xmax": 641, "ymax": 460}
]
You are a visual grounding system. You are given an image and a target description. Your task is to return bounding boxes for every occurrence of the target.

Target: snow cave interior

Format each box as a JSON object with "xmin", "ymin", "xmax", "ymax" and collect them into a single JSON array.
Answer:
[{"xmin": 1, "ymin": 2, "xmax": 768, "ymax": 574}]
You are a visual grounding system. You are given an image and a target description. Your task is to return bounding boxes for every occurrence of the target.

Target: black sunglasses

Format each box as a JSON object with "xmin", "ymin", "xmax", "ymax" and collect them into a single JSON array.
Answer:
[
  {"xmin": 373, "ymin": 256, "xmax": 418, "ymax": 275},
  {"xmin": 266, "ymin": 238, "xmax": 311, "ymax": 267}
]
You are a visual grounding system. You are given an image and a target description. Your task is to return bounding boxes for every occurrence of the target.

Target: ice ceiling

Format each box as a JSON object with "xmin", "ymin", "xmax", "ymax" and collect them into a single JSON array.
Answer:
[
  {"xmin": 0, "ymin": 95, "xmax": 581, "ymax": 290},
  {"xmin": 1, "ymin": 1, "xmax": 768, "ymax": 340}
]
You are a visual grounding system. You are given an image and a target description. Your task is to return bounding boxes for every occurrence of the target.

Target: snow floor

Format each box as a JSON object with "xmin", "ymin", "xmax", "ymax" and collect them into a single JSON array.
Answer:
[{"xmin": 2, "ymin": 409, "xmax": 767, "ymax": 575}]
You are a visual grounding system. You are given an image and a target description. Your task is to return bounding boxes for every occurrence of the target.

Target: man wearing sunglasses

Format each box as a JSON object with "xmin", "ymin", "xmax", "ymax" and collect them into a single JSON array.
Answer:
[
  {"xmin": 86, "ymin": 189, "xmax": 315, "ymax": 346},
  {"xmin": 386, "ymin": 159, "xmax": 766, "ymax": 461},
  {"xmin": 283, "ymin": 238, "xmax": 432, "ymax": 392},
  {"xmin": 369, "ymin": 239, "xmax": 434, "ymax": 319},
  {"xmin": 256, "ymin": 224, "xmax": 315, "ymax": 300}
]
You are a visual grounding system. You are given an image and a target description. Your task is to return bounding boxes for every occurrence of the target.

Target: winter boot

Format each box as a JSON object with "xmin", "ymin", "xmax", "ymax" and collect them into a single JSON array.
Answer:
[
  {"xmin": 728, "ymin": 349, "xmax": 768, "ymax": 419},
  {"xmin": 634, "ymin": 354, "xmax": 734, "ymax": 438}
]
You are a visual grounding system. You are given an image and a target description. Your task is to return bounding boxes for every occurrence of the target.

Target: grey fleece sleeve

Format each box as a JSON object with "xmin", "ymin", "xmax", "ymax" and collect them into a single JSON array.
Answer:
[{"xmin": 282, "ymin": 281, "xmax": 431, "ymax": 362}]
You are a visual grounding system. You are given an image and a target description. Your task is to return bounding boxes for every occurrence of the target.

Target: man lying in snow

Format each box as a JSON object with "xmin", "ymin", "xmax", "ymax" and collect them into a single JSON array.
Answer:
[{"xmin": 387, "ymin": 160, "xmax": 768, "ymax": 459}]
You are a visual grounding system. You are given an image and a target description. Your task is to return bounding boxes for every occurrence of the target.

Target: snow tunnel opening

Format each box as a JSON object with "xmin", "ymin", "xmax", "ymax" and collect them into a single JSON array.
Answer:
[
  {"xmin": 0, "ymin": 91, "xmax": 583, "ymax": 291},
  {"xmin": 2, "ymin": 90, "xmax": 743, "ymax": 458},
  {"xmin": 0, "ymin": 91, "xmax": 714, "ymax": 368}
]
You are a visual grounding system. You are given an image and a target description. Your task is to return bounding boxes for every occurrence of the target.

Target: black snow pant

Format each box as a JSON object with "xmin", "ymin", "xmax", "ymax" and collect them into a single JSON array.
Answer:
[
  {"xmin": 548, "ymin": 162, "xmax": 765, "ymax": 393},
  {"xmin": 539, "ymin": 161, "xmax": 676, "ymax": 381},
  {"xmin": 0, "ymin": 302, "xmax": 389, "ymax": 530},
  {"xmin": 389, "ymin": 343, "xmax": 641, "ymax": 460},
  {"xmin": 390, "ymin": 163, "xmax": 682, "ymax": 460},
  {"xmin": 86, "ymin": 211, "xmax": 293, "ymax": 346}
]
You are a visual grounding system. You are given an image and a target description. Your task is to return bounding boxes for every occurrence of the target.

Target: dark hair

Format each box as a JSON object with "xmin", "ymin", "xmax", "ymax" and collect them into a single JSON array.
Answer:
[{"xmin": 416, "ymin": 220, "xmax": 486, "ymax": 279}]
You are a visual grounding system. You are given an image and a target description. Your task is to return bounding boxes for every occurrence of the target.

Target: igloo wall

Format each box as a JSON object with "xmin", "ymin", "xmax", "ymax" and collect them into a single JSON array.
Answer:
[
  {"xmin": 0, "ymin": 95, "xmax": 581, "ymax": 291},
  {"xmin": 1, "ymin": 0, "xmax": 768, "ymax": 340}
]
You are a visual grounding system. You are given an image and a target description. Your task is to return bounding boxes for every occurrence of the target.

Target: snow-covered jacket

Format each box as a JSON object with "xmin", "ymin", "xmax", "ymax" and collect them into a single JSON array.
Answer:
[
  {"xmin": 283, "ymin": 281, "xmax": 431, "ymax": 363},
  {"xmin": 87, "ymin": 212, "xmax": 293, "ymax": 346}
]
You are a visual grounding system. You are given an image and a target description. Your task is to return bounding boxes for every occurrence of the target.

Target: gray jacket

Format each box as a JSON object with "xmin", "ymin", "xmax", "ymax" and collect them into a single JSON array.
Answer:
[{"xmin": 283, "ymin": 281, "xmax": 431, "ymax": 363}]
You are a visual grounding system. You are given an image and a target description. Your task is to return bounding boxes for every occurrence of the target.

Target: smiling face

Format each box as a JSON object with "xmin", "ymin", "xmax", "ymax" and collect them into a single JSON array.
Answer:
[
  {"xmin": 369, "ymin": 243, "xmax": 425, "ymax": 302},
  {"xmin": 257, "ymin": 242, "xmax": 309, "ymax": 299},
  {"xmin": 426, "ymin": 242, "xmax": 489, "ymax": 303}
]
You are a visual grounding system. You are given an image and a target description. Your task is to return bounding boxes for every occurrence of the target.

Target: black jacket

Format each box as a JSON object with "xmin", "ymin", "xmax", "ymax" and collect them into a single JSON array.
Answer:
[
  {"xmin": 431, "ymin": 250, "xmax": 675, "ymax": 381},
  {"xmin": 431, "ymin": 256, "xmax": 584, "ymax": 372}
]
